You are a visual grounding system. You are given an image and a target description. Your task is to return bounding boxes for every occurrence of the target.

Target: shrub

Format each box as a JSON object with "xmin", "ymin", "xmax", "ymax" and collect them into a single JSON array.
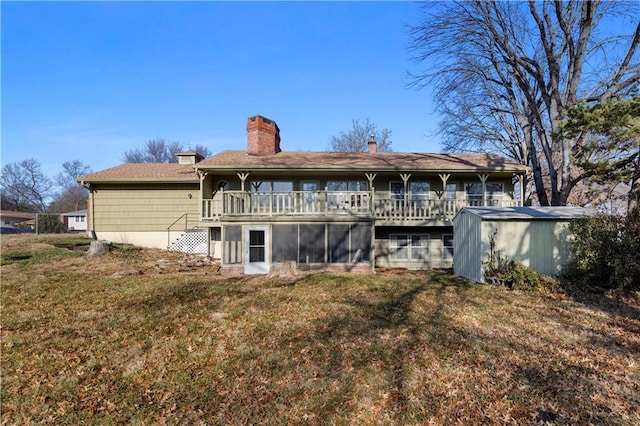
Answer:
[
  {"xmin": 37, "ymin": 213, "xmax": 66, "ymax": 234},
  {"xmin": 483, "ymin": 230, "xmax": 548, "ymax": 292},
  {"xmin": 568, "ymin": 207, "xmax": 640, "ymax": 291}
]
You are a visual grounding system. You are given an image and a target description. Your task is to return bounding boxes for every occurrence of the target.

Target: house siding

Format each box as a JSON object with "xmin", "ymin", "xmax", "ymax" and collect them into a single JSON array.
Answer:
[{"xmin": 90, "ymin": 184, "xmax": 200, "ymax": 232}]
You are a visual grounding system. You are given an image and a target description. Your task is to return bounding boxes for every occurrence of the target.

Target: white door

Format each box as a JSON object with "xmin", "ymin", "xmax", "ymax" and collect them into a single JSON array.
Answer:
[{"xmin": 244, "ymin": 226, "xmax": 270, "ymax": 274}]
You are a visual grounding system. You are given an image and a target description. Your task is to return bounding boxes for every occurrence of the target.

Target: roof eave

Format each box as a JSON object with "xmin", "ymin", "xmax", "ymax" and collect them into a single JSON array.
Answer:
[
  {"xmin": 78, "ymin": 178, "xmax": 199, "ymax": 184},
  {"xmin": 195, "ymin": 165, "xmax": 528, "ymax": 173}
]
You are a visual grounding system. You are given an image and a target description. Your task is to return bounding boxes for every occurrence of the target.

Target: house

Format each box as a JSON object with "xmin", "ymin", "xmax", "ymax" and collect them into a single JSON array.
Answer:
[
  {"xmin": 60, "ymin": 209, "xmax": 88, "ymax": 233},
  {"xmin": 452, "ymin": 206, "xmax": 595, "ymax": 283},
  {"xmin": 0, "ymin": 210, "xmax": 36, "ymax": 228},
  {"xmin": 78, "ymin": 115, "xmax": 528, "ymax": 274}
]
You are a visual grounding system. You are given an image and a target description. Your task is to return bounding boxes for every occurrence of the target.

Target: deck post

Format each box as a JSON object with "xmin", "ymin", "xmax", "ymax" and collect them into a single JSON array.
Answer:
[{"xmin": 478, "ymin": 173, "xmax": 489, "ymax": 206}]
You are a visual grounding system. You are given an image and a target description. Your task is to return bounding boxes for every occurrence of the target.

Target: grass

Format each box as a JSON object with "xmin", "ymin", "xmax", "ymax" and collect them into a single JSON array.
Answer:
[{"xmin": 2, "ymin": 234, "xmax": 639, "ymax": 425}]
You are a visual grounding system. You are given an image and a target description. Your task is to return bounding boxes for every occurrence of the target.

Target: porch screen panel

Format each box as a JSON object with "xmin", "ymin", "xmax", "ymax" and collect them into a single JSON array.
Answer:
[
  {"xmin": 273, "ymin": 225, "xmax": 298, "ymax": 261},
  {"xmin": 223, "ymin": 225, "xmax": 241, "ymax": 264},
  {"xmin": 328, "ymin": 224, "xmax": 350, "ymax": 263},
  {"xmin": 350, "ymin": 223, "xmax": 371, "ymax": 262},
  {"xmin": 299, "ymin": 224, "xmax": 325, "ymax": 263}
]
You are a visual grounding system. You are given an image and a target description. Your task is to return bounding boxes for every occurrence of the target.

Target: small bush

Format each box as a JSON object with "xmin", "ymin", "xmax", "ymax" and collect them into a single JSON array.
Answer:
[{"xmin": 484, "ymin": 230, "xmax": 548, "ymax": 292}]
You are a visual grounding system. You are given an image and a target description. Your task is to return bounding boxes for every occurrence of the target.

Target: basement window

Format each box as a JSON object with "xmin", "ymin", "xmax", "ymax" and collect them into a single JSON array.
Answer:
[{"xmin": 390, "ymin": 234, "xmax": 430, "ymax": 260}]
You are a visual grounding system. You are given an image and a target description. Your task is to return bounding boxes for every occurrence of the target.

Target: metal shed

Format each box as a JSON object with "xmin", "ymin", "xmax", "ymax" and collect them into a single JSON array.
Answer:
[{"xmin": 453, "ymin": 206, "xmax": 594, "ymax": 283}]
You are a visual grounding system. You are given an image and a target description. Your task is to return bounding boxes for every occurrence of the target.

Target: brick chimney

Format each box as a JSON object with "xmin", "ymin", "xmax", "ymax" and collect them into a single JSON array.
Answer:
[
  {"xmin": 247, "ymin": 115, "xmax": 281, "ymax": 156},
  {"xmin": 368, "ymin": 134, "xmax": 377, "ymax": 154}
]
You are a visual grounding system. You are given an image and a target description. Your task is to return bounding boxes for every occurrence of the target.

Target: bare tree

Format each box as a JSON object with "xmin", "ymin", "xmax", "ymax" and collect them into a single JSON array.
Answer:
[
  {"xmin": 123, "ymin": 139, "xmax": 212, "ymax": 163},
  {"xmin": 48, "ymin": 186, "xmax": 89, "ymax": 213},
  {"xmin": 48, "ymin": 160, "xmax": 92, "ymax": 213},
  {"xmin": 0, "ymin": 159, "xmax": 53, "ymax": 212},
  {"xmin": 329, "ymin": 119, "xmax": 392, "ymax": 152},
  {"xmin": 410, "ymin": 1, "xmax": 640, "ymax": 205},
  {"xmin": 55, "ymin": 160, "xmax": 92, "ymax": 190}
]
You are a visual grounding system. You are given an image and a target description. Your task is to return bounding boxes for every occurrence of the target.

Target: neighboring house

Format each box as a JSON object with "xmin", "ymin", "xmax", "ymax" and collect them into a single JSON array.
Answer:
[
  {"xmin": 61, "ymin": 209, "xmax": 88, "ymax": 233},
  {"xmin": 79, "ymin": 115, "xmax": 528, "ymax": 274},
  {"xmin": 0, "ymin": 210, "xmax": 36, "ymax": 228},
  {"xmin": 452, "ymin": 206, "xmax": 595, "ymax": 283}
]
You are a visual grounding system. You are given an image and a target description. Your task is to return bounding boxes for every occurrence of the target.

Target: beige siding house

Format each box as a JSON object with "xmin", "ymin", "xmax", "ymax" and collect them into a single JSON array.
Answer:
[
  {"xmin": 79, "ymin": 115, "xmax": 529, "ymax": 274},
  {"xmin": 78, "ymin": 156, "xmax": 201, "ymax": 249},
  {"xmin": 452, "ymin": 206, "xmax": 594, "ymax": 283}
]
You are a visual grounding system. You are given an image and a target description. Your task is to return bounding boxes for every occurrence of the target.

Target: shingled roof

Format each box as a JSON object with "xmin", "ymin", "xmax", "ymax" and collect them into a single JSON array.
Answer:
[
  {"xmin": 77, "ymin": 163, "xmax": 199, "ymax": 183},
  {"xmin": 78, "ymin": 150, "xmax": 527, "ymax": 183},
  {"xmin": 196, "ymin": 150, "xmax": 527, "ymax": 172}
]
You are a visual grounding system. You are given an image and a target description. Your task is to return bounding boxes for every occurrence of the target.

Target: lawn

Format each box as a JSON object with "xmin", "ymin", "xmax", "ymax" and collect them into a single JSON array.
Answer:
[{"xmin": 1, "ymin": 234, "xmax": 639, "ymax": 425}]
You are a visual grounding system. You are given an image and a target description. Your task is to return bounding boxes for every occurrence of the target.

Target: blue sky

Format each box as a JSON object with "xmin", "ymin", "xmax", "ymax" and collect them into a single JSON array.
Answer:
[{"xmin": 1, "ymin": 1, "xmax": 438, "ymax": 179}]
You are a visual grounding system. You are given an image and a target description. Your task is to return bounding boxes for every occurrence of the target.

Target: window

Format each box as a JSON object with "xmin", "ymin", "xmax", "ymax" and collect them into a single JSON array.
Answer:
[
  {"xmin": 465, "ymin": 183, "xmax": 482, "ymax": 201},
  {"xmin": 465, "ymin": 182, "xmax": 504, "ymax": 204},
  {"xmin": 327, "ymin": 181, "xmax": 369, "ymax": 191},
  {"xmin": 390, "ymin": 234, "xmax": 409, "ymax": 260},
  {"xmin": 486, "ymin": 183, "xmax": 504, "ymax": 204},
  {"xmin": 327, "ymin": 181, "xmax": 347, "ymax": 192},
  {"xmin": 411, "ymin": 235, "xmax": 430, "ymax": 260},
  {"xmin": 301, "ymin": 182, "xmax": 319, "ymax": 211},
  {"xmin": 250, "ymin": 181, "xmax": 293, "ymax": 210},
  {"xmin": 410, "ymin": 182, "xmax": 430, "ymax": 200},
  {"xmin": 249, "ymin": 230, "xmax": 265, "ymax": 263},
  {"xmin": 348, "ymin": 181, "xmax": 368, "ymax": 191},
  {"xmin": 251, "ymin": 181, "xmax": 293, "ymax": 192},
  {"xmin": 443, "ymin": 234, "xmax": 454, "ymax": 260},
  {"xmin": 513, "ymin": 178, "xmax": 522, "ymax": 204},
  {"xmin": 327, "ymin": 181, "xmax": 369, "ymax": 209},
  {"xmin": 302, "ymin": 181, "xmax": 318, "ymax": 191},
  {"xmin": 390, "ymin": 182, "xmax": 404, "ymax": 199},
  {"xmin": 390, "ymin": 234, "xmax": 430, "ymax": 260},
  {"xmin": 80, "ymin": 216, "xmax": 85, "ymax": 222},
  {"xmin": 445, "ymin": 183, "xmax": 457, "ymax": 200}
]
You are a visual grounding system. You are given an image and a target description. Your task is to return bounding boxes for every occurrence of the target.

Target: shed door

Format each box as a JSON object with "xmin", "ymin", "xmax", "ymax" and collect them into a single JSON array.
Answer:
[{"xmin": 244, "ymin": 226, "xmax": 270, "ymax": 274}]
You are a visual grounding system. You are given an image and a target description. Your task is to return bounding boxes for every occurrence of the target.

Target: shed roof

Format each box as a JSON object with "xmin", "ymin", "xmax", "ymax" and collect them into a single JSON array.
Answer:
[
  {"xmin": 455, "ymin": 206, "xmax": 596, "ymax": 221},
  {"xmin": 196, "ymin": 151, "xmax": 528, "ymax": 173}
]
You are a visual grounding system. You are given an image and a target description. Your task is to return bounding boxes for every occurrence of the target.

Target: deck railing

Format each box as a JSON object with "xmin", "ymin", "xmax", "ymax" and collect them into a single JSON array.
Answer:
[{"xmin": 201, "ymin": 191, "xmax": 520, "ymax": 221}]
